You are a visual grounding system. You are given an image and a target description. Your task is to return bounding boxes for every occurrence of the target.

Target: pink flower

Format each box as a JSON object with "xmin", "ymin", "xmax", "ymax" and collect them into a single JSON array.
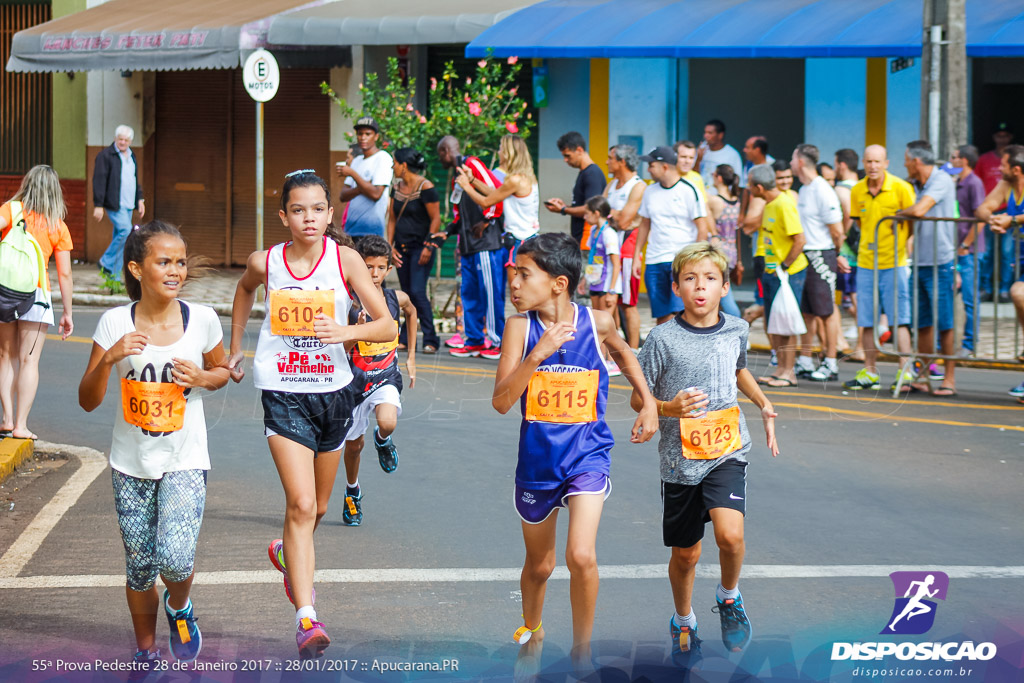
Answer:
[
  {"xmin": 477, "ymin": 60, "xmax": 487, "ymax": 68},
  {"xmin": 419, "ymin": 115, "xmax": 427, "ymax": 124},
  {"xmin": 466, "ymin": 77, "xmax": 472, "ymax": 85},
  {"xmin": 508, "ymin": 56, "xmax": 519, "ymax": 65},
  {"xmin": 506, "ymin": 122, "xmax": 519, "ymax": 133},
  {"xmin": 464, "ymin": 94, "xmax": 471, "ymax": 103},
  {"xmin": 510, "ymin": 86, "xmax": 518, "ymax": 96},
  {"xmin": 468, "ymin": 102, "xmax": 482, "ymax": 116},
  {"xmin": 406, "ymin": 103, "xmax": 413, "ymax": 111},
  {"xmin": 430, "ymin": 77, "xmax": 437, "ymax": 91}
]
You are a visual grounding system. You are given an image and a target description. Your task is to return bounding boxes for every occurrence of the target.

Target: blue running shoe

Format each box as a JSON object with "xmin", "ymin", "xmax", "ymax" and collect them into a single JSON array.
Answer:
[
  {"xmin": 129, "ymin": 649, "xmax": 161, "ymax": 681},
  {"xmin": 342, "ymin": 487, "xmax": 363, "ymax": 526},
  {"xmin": 375, "ymin": 429, "xmax": 398, "ymax": 473},
  {"xmin": 1009, "ymin": 380, "xmax": 1024, "ymax": 399},
  {"xmin": 669, "ymin": 614, "xmax": 700, "ymax": 654},
  {"xmin": 163, "ymin": 590, "xmax": 202, "ymax": 662},
  {"xmin": 713, "ymin": 594, "xmax": 752, "ymax": 652}
]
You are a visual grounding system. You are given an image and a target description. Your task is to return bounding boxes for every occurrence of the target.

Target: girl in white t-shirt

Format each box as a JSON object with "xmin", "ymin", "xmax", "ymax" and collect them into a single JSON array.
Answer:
[
  {"xmin": 79, "ymin": 221, "xmax": 230, "ymax": 668},
  {"xmin": 226, "ymin": 171, "xmax": 395, "ymax": 660}
]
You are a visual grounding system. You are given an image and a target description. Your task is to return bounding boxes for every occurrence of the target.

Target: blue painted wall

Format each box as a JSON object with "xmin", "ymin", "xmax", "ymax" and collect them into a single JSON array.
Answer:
[
  {"xmin": 538, "ymin": 58, "xmax": 590, "ymax": 160},
  {"xmin": 887, "ymin": 57, "xmax": 922, "ymax": 159},
  {"xmin": 608, "ymin": 58, "xmax": 675, "ymax": 160},
  {"xmin": 805, "ymin": 58, "xmax": 867, "ymax": 164}
]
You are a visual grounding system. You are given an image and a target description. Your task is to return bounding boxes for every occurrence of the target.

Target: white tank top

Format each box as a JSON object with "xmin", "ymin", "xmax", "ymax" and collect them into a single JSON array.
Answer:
[
  {"xmin": 606, "ymin": 174, "xmax": 643, "ymax": 213},
  {"xmin": 502, "ymin": 182, "xmax": 540, "ymax": 240},
  {"xmin": 254, "ymin": 238, "xmax": 354, "ymax": 393}
]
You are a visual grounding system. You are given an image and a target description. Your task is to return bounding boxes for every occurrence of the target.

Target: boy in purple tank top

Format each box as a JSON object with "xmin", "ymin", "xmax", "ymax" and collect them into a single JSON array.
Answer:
[{"xmin": 492, "ymin": 232, "xmax": 659, "ymax": 674}]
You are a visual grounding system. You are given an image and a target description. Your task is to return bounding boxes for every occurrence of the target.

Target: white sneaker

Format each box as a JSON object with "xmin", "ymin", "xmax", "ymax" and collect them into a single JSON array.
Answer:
[
  {"xmin": 605, "ymin": 359, "xmax": 622, "ymax": 377},
  {"xmin": 810, "ymin": 363, "xmax": 839, "ymax": 381},
  {"xmin": 844, "ymin": 325, "xmax": 859, "ymax": 341}
]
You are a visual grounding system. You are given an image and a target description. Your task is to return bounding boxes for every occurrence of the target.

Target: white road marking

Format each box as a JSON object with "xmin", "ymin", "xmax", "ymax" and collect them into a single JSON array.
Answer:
[
  {"xmin": 2, "ymin": 565, "xmax": 1022, "ymax": 590},
  {"xmin": 0, "ymin": 441, "xmax": 107, "ymax": 579},
  {"xmin": 2, "ymin": 443, "xmax": 1021, "ymax": 591}
]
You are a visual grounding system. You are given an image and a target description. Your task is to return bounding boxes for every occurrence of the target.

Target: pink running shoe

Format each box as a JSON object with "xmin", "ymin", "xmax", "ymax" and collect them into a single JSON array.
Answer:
[
  {"xmin": 296, "ymin": 617, "xmax": 331, "ymax": 659},
  {"xmin": 268, "ymin": 539, "xmax": 314, "ymax": 606},
  {"xmin": 444, "ymin": 333, "xmax": 465, "ymax": 349}
]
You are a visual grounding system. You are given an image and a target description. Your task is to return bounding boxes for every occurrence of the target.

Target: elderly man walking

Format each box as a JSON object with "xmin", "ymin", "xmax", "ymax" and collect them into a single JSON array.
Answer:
[{"xmin": 93, "ymin": 125, "xmax": 144, "ymax": 285}]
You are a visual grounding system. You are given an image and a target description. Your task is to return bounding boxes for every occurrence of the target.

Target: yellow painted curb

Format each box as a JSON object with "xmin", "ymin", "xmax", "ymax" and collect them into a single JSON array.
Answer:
[{"xmin": 0, "ymin": 438, "xmax": 34, "ymax": 484}]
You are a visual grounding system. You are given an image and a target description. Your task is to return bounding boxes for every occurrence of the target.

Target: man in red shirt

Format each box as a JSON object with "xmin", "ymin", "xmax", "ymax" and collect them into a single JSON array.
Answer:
[{"xmin": 975, "ymin": 124, "xmax": 1014, "ymax": 195}]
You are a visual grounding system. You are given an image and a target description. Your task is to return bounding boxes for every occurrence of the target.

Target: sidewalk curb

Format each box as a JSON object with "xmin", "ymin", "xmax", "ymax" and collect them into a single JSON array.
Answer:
[
  {"xmin": 746, "ymin": 343, "xmax": 1023, "ymax": 371},
  {"xmin": 0, "ymin": 438, "xmax": 35, "ymax": 485}
]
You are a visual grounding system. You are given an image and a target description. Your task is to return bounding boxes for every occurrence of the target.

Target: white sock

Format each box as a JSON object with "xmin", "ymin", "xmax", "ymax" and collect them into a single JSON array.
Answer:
[
  {"xmin": 346, "ymin": 480, "xmax": 359, "ymax": 490},
  {"xmin": 798, "ymin": 355, "xmax": 815, "ymax": 369},
  {"xmin": 165, "ymin": 594, "xmax": 191, "ymax": 615},
  {"xmin": 825, "ymin": 357, "xmax": 838, "ymax": 371},
  {"xmin": 674, "ymin": 610, "xmax": 697, "ymax": 629},
  {"xmin": 717, "ymin": 584, "xmax": 740, "ymax": 602},
  {"xmin": 295, "ymin": 605, "xmax": 317, "ymax": 629}
]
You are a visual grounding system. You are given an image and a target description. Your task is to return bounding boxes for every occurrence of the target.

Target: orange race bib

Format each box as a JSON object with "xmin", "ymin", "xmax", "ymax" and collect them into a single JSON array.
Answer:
[
  {"xmin": 525, "ymin": 370, "xmax": 599, "ymax": 423},
  {"xmin": 121, "ymin": 379, "xmax": 186, "ymax": 432},
  {"xmin": 680, "ymin": 406, "xmax": 742, "ymax": 460},
  {"xmin": 357, "ymin": 320, "xmax": 400, "ymax": 357},
  {"xmin": 269, "ymin": 290, "xmax": 335, "ymax": 337}
]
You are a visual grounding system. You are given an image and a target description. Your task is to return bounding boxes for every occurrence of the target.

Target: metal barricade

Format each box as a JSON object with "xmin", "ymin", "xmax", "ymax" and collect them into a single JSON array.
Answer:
[{"xmin": 871, "ymin": 214, "xmax": 1022, "ymax": 396}]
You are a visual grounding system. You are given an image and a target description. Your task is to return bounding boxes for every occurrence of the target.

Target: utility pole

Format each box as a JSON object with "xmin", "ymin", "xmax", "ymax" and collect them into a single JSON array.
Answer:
[{"xmin": 920, "ymin": 0, "xmax": 968, "ymax": 155}]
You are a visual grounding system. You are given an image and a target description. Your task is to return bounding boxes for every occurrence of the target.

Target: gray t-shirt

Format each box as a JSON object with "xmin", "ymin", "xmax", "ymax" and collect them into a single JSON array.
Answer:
[
  {"xmin": 638, "ymin": 312, "xmax": 751, "ymax": 485},
  {"xmin": 914, "ymin": 168, "xmax": 957, "ymax": 266}
]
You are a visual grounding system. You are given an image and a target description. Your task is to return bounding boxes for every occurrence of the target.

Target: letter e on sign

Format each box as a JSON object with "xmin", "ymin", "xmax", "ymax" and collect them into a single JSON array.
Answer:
[{"xmin": 243, "ymin": 49, "xmax": 280, "ymax": 102}]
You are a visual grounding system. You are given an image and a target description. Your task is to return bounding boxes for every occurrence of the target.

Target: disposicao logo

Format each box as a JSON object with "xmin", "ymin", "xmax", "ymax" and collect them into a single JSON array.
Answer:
[
  {"xmin": 831, "ymin": 571, "xmax": 997, "ymax": 663},
  {"xmin": 881, "ymin": 571, "xmax": 948, "ymax": 635}
]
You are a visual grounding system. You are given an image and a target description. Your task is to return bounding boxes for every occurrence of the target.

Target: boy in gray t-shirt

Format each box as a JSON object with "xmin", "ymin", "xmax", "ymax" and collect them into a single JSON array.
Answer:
[{"xmin": 632, "ymin": 241, "xmax": 779, "ymax": 658}]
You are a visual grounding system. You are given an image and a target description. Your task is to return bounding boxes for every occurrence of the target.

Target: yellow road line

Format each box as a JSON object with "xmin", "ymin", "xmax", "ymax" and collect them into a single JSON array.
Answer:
[
  {"xmin": 50, "ymin": 337, "xmax": 1022, "ymax": 426},
  {"xmin": 769, "ymin": 401, "xmax": 1024, "ymax": 433}
]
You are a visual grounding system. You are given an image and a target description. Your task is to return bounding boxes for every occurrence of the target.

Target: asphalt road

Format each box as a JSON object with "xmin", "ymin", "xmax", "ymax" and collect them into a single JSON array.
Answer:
[{"xmin": 0, "ymin": 306, "xmax": 1021, "ymax": 683}]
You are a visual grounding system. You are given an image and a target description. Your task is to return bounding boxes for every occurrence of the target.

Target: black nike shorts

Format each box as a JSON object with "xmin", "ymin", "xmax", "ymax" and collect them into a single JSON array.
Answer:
[{"xmin": 661, "ymin": 458, "xmax": 747, "ymax": 549}]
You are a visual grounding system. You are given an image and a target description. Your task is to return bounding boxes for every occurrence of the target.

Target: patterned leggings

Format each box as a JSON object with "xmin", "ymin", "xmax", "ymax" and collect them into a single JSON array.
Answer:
[{"xmin": 112, "ymin": 469, "xmax": 207, "ymax": 592}]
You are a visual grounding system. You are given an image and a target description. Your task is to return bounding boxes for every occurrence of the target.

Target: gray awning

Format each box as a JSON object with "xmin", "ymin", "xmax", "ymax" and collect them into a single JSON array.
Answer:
[
  {"xmin": 267, "ymin": 0, "xmax": 536, "ymax": 46},
  {"xmin": 6, "ymin": 0, "xmax": 325, "ymax": 72}
]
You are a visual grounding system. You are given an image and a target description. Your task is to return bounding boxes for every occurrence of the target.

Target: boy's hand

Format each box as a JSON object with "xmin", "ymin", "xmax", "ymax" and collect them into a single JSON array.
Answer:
[
  {"xmin": 225, "ymin": 351, "xmax": 246, "ymax": 383},
  {"xmin": 630, "ymin": 402, "xmax": 658, "ymax": 443},
  {"xmin": 105, "ymin": 332, "xmax": 149, "ymax": 365},
  {"xmin": 406, "ymin": 358, "xmax": 416, "ymax": 389},
  {"xmin": 669, "ymin": 387, "xmax": 709, "ymax": 419},
  {"xmin": 313, "ymin": 314, "xmax": 347, "ymax": 345},
  {"xmin": 761, "ymin": 402, "xmax": 779, "ymax": 457},
  {"xmin": 527, "ymin": 321, "xmax": 575, "ymax": 363}
]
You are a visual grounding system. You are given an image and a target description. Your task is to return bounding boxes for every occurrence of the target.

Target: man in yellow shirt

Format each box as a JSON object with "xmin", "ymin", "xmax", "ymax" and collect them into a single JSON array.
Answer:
[
  {"xmin": 844, "ymin": 144, "xmax": 917, "ymax": 392},
  {"xmin": 747, "ymin": 164, "xmax": 807, "ymax": 387}
]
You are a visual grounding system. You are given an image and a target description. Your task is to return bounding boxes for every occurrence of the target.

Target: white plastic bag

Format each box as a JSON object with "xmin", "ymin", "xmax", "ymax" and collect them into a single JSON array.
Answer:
[{"xmin": 767, "ymin": 268, "xmax": 807, "ymax": 336}]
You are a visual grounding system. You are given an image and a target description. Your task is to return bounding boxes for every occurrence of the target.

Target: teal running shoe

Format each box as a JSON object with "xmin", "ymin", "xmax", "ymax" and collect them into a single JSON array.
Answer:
[
  {"xmin": 713, "ymin": 594, "xmax": 752, "ymax": 652},
  {"xmin": 163, "ymin": 590, "xmax": 202, "ymax": 662}
]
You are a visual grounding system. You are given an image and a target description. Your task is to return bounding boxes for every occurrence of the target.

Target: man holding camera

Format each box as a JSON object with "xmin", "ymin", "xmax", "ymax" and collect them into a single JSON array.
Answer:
[{"xmin": 437, "ymin": 135, "xmax": 504, "ymax": 359}]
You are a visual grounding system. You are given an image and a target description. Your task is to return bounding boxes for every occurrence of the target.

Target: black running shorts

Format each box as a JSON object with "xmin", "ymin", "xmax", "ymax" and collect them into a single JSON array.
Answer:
[
  {"xmin": 801, "ymin": 248, "xmax": 838, "ymax": 318},
  {"xmin": 662, "ymin": 458, "xmax": 747, "ymax": 549},
  {"xmin": 261, "ymin": 389, "xmax": 354, "ymax": 454}
]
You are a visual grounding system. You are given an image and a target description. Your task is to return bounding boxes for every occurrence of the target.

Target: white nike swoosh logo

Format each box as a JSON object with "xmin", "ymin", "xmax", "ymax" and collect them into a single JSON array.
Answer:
[{"xmin": 729, "ymin": 493, "xmax": 744, "ymax": 500}]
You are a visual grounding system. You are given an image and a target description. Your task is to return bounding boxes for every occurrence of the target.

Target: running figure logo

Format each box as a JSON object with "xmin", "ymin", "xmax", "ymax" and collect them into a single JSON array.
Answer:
[{"xmin": 881, "ymin": 571, "xmax": 949, "ymax": 635}]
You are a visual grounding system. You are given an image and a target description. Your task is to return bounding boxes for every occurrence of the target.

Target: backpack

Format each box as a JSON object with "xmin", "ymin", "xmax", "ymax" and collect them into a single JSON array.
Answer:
[{"xmin": 0, "ymin": 201, "xmax": 47, "ymax": 322}]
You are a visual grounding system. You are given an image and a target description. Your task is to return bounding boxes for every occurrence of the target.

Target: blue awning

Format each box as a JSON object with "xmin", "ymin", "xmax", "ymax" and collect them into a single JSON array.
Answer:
[{"xmin": 466, "ymin": 0, "xmax": 1024, "ymax": 59}]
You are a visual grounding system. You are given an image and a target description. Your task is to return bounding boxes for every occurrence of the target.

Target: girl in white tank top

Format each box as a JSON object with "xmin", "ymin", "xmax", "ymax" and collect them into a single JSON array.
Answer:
[
  {"xmin": 455, "ymin": 134, "xmax": 539, "ymax": 287},
  {"xmin": 226, "ymin": 171, "xmax": 398, "ymax": 659}
]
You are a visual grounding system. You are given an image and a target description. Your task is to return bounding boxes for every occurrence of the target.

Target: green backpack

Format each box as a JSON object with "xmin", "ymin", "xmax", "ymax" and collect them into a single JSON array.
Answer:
[{"xmin": 0, "ymin": 201, "xmax": 47, "ymax": 322}]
